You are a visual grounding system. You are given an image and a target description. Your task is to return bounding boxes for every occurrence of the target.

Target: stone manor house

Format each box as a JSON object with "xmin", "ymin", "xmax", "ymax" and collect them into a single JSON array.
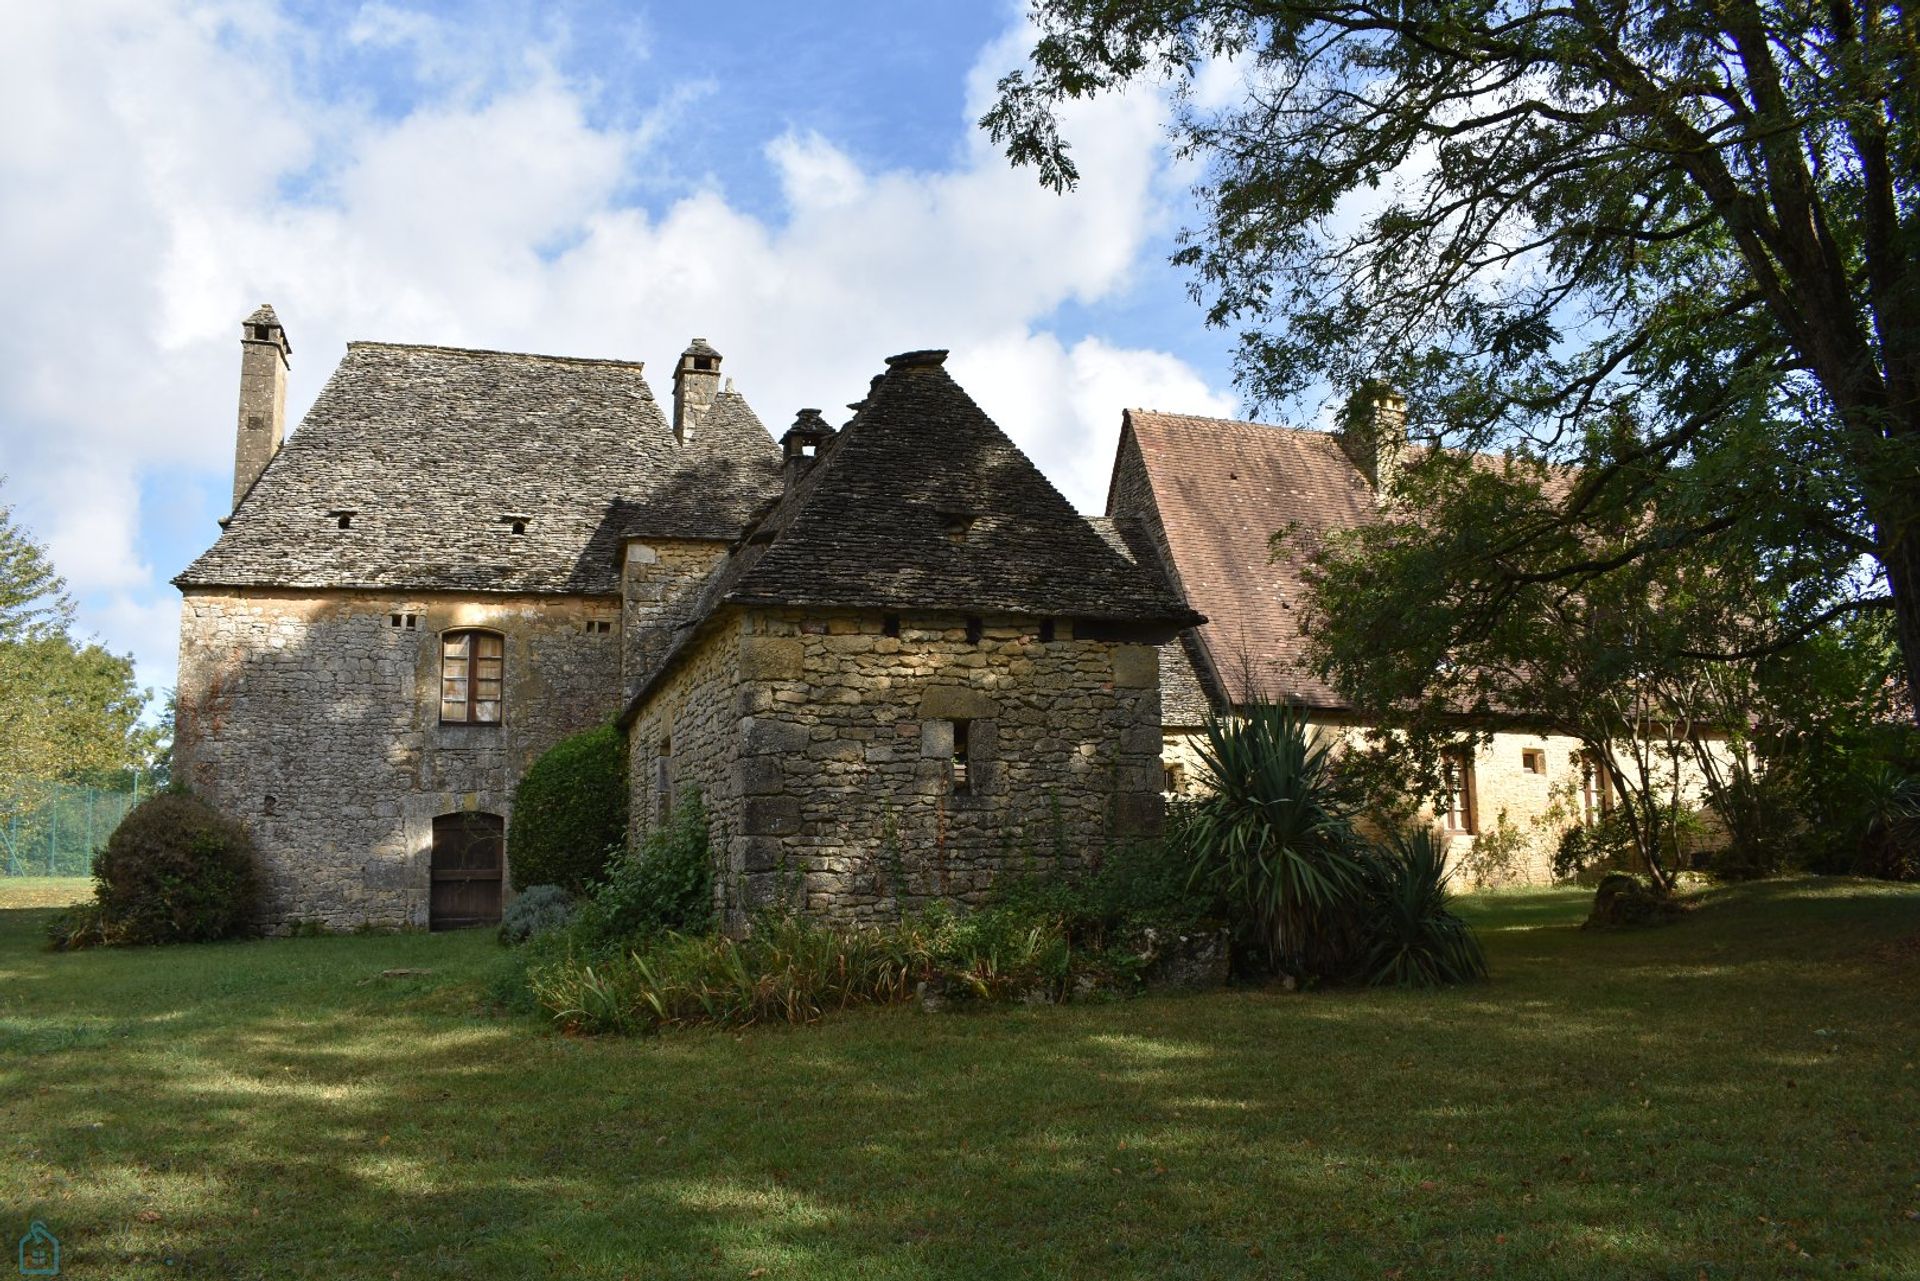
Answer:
[{"xmin": 175, "ymin": 307, "xmax": 1610, "ymax": 932}]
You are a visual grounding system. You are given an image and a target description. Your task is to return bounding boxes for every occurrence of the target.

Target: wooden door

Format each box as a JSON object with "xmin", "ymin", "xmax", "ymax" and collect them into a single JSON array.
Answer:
[{"xmin": 430, "ymin": 812, "xmax": 503, "ymax": 930}]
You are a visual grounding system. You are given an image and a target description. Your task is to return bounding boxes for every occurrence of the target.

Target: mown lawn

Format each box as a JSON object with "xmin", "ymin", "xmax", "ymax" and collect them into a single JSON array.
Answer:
[{"xmin": 1, "ymin": 878, "xmax": 1916, "ymax": 1280}]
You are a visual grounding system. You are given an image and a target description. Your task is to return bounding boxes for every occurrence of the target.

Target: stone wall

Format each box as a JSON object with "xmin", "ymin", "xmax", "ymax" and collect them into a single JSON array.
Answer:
[
  {"xmin": 175, "ymin": 589, "xmax": 620, "ymax": 930},
  {"xmin": 628, "ymin": 607, "xmax": 1167, "ymax": 927},
  {"xmin": 621, "ymin": 539, "xmax": 729, "ymax": 699},
  {"xmin": 626, "ymin": 611, "xmax": 744, "ymax": 882}
]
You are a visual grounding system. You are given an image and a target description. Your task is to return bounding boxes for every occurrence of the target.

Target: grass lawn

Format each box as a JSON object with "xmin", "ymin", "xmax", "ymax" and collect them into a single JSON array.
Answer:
[{"xmin": 2, "ymin": 879, "xmax": 1917, "ymax": 1279}]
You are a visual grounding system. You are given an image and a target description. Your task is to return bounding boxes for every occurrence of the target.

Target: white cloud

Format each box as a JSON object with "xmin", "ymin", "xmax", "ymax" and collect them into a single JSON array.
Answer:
[{"xmin": 0, "ymin": 2, "xmax": 1234, "ymax": 700}]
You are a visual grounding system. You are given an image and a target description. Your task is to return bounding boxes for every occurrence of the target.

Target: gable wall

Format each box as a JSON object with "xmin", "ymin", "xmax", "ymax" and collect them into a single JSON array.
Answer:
[{"xmin": 175, "ymin": 589, "xmax": 620, "ymax": 930}]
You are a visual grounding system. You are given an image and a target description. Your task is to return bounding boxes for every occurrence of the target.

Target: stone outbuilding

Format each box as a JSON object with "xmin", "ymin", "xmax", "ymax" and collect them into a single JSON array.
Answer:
[{"xmin": 618, "ymin": 349, "xmax": 1202, "ymax": 926}]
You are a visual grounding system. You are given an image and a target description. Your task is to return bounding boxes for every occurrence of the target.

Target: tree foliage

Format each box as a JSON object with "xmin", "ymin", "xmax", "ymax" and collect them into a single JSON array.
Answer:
[
  {"xmin": 507, "ymin": 722, "xmax": 629, "ymax": 894},
  {"xmin": 988, "ymin": 0, "xmax": 1920, "ymax": 710},
  {"xmin": 0, "ymin": 481, "xmax": 155, "ymax": 812}
]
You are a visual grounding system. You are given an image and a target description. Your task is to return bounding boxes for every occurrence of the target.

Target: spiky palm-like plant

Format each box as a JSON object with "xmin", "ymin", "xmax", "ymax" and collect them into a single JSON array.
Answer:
[
  {"xmin": 1184, "ymin": 703, "xmax": 1369, "ymax": 978},
  {"xmin": 1359, "ymin": 828, "xmax": 1489, "ymax": 988}
]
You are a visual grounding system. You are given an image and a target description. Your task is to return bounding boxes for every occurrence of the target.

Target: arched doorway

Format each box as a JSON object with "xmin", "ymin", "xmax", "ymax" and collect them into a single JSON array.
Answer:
[{"xmin": 430, "ymin": 812, "xmax": 504, "ymax": 930}]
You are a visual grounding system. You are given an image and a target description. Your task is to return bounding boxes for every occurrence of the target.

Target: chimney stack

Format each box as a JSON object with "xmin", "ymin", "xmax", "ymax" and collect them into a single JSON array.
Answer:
[
  {"xmin": 233, "ymin": 304, "xmax": 291, "ymax": 510},
  {"xmin": 779, "ymin": 408, "xmax": 835, "ymax": 492},
  {"xmin": 672, "ymin": 338, "xmax": 722, "ymax": 445},
  {"xmin": 1336, "ymin": 380, "xmax": 1407, "ymax": 498}
]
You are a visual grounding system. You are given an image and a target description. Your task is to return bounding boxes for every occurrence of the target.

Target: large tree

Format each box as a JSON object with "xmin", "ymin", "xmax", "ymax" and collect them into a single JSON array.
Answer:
[
  {"xmin": 987, "ymin": 1, "xmax": 1919, "ymax": 710},
  {"xmin": 0, "ymin": 481, "xmax": 154, "ymax": 808}
]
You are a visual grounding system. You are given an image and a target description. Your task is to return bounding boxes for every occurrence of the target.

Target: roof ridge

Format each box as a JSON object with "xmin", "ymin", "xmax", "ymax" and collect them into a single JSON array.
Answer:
[
  {"xmin": 1130, "ymin": 407, "xmax": 1325, "ymax": 437},
  {"xmin": 346, "ymin": 340, "xmax": 648, "ymax": 370}
]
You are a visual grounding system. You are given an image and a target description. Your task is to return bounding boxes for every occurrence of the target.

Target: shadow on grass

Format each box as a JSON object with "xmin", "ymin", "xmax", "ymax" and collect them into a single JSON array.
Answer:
[{"xmin": 3, "ymin": 881, "xmax": 1918, "ymax": 1279}]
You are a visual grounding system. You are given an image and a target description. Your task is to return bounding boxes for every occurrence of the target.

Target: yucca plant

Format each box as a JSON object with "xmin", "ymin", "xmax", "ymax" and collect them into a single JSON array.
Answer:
[
  {"xmin": 1183, "ymin": 702, "xmax": 1370, "ymax": 978},
  {"xmin": 1358, "ymin": 828, "xmax": 1488, "ymax": 988}
]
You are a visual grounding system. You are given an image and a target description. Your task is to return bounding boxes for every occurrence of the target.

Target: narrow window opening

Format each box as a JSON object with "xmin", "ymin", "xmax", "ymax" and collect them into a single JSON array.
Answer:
[
  {"xmin": 263, "ymin": 794, "xmax": 277, "ymax": 816},
  {"xmin": 511, "ymin": 520, "xmax": 526, "ymax": 535},
  {"xmin": 965, "ymin": 616, "xmax": 983, "ymax": 645},
  {"xmin": 950, "ymin": 720, "xmax": 971, "ymax": 794},
  {"xmin": 1038, "ymin": 619, "xmax": 1056, "ymax": 643},
  {"xmin": 1522, "ymin": 747, "xmax": 1546, "ymax": 775},
  {"xmin": 583, "ymin": 619, "xmax": 612, "ymax": 635},
  {"xmin": 1163, "ymin": 763, "xmax": 1184, "ymax": 796},
  {"xmin": 1442, "ymin": 749, "xmax": 1477, "ymax": 835},
  {"xmin": 337, "ymin": 513, "xmax": 352, "ymax": 530},
  {"xmin": 655, "ymin": 738, "xmax": 673, "ymax": 814},
  {"xmin": 389, "ymin": 612, "xmax": 419, "ymax": 630},
  {"xmin": 882, "ymin": 613, "xmax": 901, "ymax": 638}
]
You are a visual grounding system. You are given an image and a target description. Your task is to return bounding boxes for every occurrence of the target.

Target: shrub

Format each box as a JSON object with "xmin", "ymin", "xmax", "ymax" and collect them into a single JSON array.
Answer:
[
  {"xmin": 498, "ymin": 884, "xmax": 576, "ymax": 946},
  {"xmin": 573, "ymin": 790, "xmax": 714, "ymax": 947},
  {"xmin": 1553, "ymin": 811, "xmax": 1636, "ymax": 884},
  {"xmin": 86, "ymin": 791, "xmax": 262, "ymax": 945},
  {"xmin": 1357, "ymin": 829, "xmax": 1488, "ymax": 987},
  {"xmin": 507, "ymin": 723, "xmax": 628, "ymax": 894},
  {"xmin": 1853, "ymin": 764, "xmax": 1920, "ymax": 881},
  {"xmin": 1182, "ymin": 704, "xmax": 1371, "ymax": 978}
]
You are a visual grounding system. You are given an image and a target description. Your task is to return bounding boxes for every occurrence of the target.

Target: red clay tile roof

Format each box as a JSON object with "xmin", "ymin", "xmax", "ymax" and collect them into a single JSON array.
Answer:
[{"xmin": 1109, "ymin": 409, "xmax": 1379, "ymax": 712}]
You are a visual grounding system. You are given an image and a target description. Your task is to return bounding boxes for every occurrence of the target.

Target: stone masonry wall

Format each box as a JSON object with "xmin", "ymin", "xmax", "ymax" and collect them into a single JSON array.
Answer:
[
  {"xmin": 630, "ymin": 607, "xmax": 1166, "ymax": 928},
  {"xmin": 175, "ymin": 589, "xmax": 620, "ymax": 930},
  {"xmin": 626, "ymin": 613, "xmax": 744, "ymax": 890},
  {"xmin": 621, "ymin": 539, "xmax": 729, "ymax": 701}
]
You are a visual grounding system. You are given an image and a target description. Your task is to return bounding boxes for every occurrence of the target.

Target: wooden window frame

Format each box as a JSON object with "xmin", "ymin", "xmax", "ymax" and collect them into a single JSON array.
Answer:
[
  {"xmin": 440, "ymin": 628, "xmax": 505, "ymax": 726},
  {"xmin": 1442, "ymin": 749, "xmax": 1477, "ymax": 835},
  {"xmin": 1580, "ymin": 753, "xmax": 1616, "ymax": 825}
]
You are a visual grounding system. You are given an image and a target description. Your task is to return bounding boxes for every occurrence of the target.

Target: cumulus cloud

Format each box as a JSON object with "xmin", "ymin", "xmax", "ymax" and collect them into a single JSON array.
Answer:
[{"xmin": 0, "ymin": 1, "xmax": 1236, "ymax": 700}]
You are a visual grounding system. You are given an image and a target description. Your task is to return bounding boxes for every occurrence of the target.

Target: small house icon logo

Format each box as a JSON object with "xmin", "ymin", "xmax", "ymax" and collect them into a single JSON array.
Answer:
[{"xmin": 17, "ymin": 1221, "xmax": 58, "ymax": 1276}]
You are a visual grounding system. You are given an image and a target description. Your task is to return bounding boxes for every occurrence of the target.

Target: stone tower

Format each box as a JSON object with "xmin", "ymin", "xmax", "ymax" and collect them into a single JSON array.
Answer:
[
  {"xmin": 233, "ymin": 304, "xmax": 291, "ymax": 509},
  {"xmin": 671, "ymin": 338, "xmax": 721, "ymax": 445}
]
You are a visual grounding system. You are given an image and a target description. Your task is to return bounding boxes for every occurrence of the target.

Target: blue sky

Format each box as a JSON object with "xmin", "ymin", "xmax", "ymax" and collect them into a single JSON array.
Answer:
[{"xmin": 0, "ymin": 1, "xmax": 1244, "ymax": 708}]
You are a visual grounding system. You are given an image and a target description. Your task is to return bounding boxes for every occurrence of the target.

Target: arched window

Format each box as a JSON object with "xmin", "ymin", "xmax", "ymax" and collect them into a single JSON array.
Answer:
[{"xmin": 440, "ymin": 629, "xmax": 504, "ymax": 724}]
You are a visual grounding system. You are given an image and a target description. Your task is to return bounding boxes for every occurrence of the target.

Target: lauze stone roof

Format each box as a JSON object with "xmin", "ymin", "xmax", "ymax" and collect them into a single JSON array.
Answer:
[
  {"xmin": 623, "ymin": 351, "xmax": 1203, "ymax": 713},
  {"xmin": 1111, "ymin": 409, "xmax": 1380, "ymax": 713},
  {"xmin": 720, "ymin": 352, "xmax": 1203, "ymax": 623},
  {"xmin": 176, "ymin": 342, "xmax": 781, "ymax": 595}
]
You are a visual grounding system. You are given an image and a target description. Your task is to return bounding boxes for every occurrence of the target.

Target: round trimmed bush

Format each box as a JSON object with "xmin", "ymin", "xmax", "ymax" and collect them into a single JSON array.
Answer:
[
  {"xmin": 508, "ymin": 722, "xmax": 628, "ymax": 894},
  {"xmin": 91, "ymin": 791, "xmax": 263, "ymax": 945}
]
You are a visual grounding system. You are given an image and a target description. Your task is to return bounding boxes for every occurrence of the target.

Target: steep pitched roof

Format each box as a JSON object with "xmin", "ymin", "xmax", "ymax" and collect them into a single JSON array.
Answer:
[
  {"xmin": 176, "ymin": 342, "xmax": 781, "ymax": 594},
  {"xmin": 720, "ymin": 351, "xmax": 1203, "ymax": 622},
  {"xmin": 621, "ymin": 352, "xmax": 1203, "ymax": 719},
  {"xmin": 1111, "ymin": 409, "xmax": 1378, "ymax": 711}
]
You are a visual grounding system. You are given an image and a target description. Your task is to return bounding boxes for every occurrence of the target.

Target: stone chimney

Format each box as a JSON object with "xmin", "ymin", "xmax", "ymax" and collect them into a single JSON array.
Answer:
[
  {"xmin": 672, "ymin": 338, "xmax": 722, "ymax": 445},
  {"xmin": 779, "ymin": 408, "xmax": 835, "ymax": 491},
  {"xmin": 232, "ymin": 303, "xmax": 291, "ymax": 509},
  {"xmin": 1336, "ymin": 380, "xmax": 1407, "ymax": 497}
]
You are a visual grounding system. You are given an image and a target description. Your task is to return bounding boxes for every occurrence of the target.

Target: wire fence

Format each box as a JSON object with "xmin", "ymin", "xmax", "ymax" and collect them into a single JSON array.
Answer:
[{"xmin": 1, "ymin": 780, "xmax": 146, "ymax": 877}]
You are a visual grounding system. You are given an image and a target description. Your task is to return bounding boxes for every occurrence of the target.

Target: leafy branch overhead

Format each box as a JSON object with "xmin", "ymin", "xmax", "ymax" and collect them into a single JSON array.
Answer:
[{"xmin": 988, "ymin": 1, "xmax": 1919, "ymax": 711}]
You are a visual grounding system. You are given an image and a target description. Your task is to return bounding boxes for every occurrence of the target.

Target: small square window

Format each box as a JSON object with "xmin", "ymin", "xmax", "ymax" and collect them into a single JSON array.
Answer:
[
  {"xmin": 1038, "ymin": 619, "xmax": 1056, "ymax": 643},
  {"xmin": 583, "ymin": 619, "xmax": 612, "ymax": 635},
  {"xmin": 388, "ymin": 612, "xmax": 418, "ymax": 631},
  {"xmin": 1522, "ymin": 748, "xmax": 1546, "ymax": 775},
  {"xmin": 882, "ymin": 613, "xmax": 901, "ymax": 638}
]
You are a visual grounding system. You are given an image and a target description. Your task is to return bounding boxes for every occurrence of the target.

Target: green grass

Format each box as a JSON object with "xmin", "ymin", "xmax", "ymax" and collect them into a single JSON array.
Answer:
[
  {"xmin": 2, "ymin": 878, "xmax": 1917, "ymax": 1279},
  {"xmin": 0, "ymin": 875, "xmax": 93, "ymax": 908}
]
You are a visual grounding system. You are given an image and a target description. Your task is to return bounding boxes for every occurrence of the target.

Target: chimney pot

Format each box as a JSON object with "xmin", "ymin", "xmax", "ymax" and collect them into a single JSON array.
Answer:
[
  {"xmin": 1336, "ymin": 380, "xmax": 1407, "ymax": 498},
  {"xmin": 779, "ymin": 408, "xmax": 835, "ymax": 492},
  {"xmin": 672, "ymin": 338, "xmax": 723, "ymax": 445},
  {"xmin": 232, "ymin": 303, "xmax": 291, "ymax": 511}
]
